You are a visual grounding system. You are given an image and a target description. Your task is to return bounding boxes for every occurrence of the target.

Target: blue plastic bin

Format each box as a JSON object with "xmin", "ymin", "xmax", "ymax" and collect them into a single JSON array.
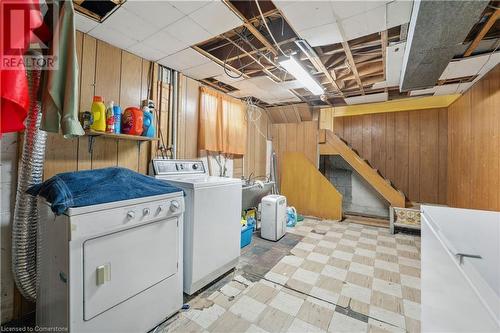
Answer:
[{"xmin": 240, "ymin": 221, "xmax": 254, "ymax": 248}]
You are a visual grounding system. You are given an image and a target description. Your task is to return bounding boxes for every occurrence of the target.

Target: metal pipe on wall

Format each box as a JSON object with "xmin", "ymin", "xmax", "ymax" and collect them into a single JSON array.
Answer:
[
  {"xmin": 12, "ymin": 52, "xmax": 47, "ymax": 302},
  {"xmin": 171, "ymin": 71, "xmax": 179, "ymax": 159}
]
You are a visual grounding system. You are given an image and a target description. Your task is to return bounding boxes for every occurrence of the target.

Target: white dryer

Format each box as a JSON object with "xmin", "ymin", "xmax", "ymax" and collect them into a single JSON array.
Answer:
[
  {"xmin": 37, "ymin": 192, "xmax": 184, "ymax": 332},
  {"xmin": 151, "ymin": 159, "xmax": 242, "ymax": 295}
]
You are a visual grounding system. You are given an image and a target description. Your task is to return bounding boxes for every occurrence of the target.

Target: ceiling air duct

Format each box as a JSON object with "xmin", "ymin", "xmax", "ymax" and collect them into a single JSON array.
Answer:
[{"xmin": 399, "ymin": 0, "xmax": 489, "ymax": 91}]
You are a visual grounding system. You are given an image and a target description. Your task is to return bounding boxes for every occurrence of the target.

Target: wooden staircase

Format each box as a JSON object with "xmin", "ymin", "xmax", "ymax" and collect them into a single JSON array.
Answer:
[{"xmin": 319, "ymin": 130, "xmax": 406, "ymax": 208}]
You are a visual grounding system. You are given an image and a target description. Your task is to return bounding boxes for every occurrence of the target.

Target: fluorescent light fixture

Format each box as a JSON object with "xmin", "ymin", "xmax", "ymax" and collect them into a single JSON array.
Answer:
[{"xmin": 279, "ymin": 56, "xmax": 324, "ymax": 95}]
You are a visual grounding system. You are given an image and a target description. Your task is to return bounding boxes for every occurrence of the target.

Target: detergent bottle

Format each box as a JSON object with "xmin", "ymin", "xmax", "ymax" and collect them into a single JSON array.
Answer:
[
  {"xmin": 121, "ymin": 107, "xmax": 143, "ymax": 135},
  {"xmin": 142, "ymin": 106, "xmax": 155, "ymax": 137},
  {"xmin": 90, "ymin": 96, "xmax": 106, "ymax": 132},
  {"xmin": 106, "ymin": 101, "xmax": 115, "ymax": 133}
]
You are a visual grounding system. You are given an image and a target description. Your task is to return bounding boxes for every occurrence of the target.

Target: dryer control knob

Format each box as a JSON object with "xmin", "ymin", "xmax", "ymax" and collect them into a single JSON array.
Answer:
[
  {"xmin": 143, "ymin": 208, "xmax": 151, "ymax": 216},
  {"xmin": 170, "ymin": 200, "xmax": 180, "ymax": 212},
  {"xmin": 156, "ymin": 206, "xmax": 164, "ymax": 214},
  {"xmin": 127, "ymin": 211, "xmax": 136, "ymax": 219}
]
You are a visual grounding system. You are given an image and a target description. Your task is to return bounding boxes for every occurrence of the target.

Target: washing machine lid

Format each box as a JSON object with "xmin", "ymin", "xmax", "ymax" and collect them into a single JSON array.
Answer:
[{"xmin": 158, "ymin": 175, "xmax": 241, "ymax": 189}]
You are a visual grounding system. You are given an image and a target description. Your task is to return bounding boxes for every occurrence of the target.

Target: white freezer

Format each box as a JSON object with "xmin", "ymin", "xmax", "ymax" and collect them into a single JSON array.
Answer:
[{"xmin": 421, "ymin": 205, "xmax": 500, "ymax": 332}]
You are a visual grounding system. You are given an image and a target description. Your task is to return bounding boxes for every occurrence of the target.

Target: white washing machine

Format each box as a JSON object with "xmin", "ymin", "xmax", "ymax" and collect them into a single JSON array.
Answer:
[
  {"xmin": 151, "ymin": 159, "xmax": 242, "ymax": 295},
  {"xmin": 37, "ymin": 192, "xmax": 184, "ymax": 332}
]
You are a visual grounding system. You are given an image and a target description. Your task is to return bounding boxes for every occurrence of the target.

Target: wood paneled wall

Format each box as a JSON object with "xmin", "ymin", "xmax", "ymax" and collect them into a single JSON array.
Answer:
[
  {"xmin": 448, "ymin": 65, "xmax": 499, "ymax": 211},
  {"xmin": 332, "ymin": 109, "xmax": 448, "ymax": 204},
  {"xmin": 271, "ymin": 121, "xmax": 319, "ymax": 180},
  {"xmin": 244, "ymin": 107, "xmax": 270, "ymax": 179},
  {"xmin": 177, "ymin": 75, "xmax": 200, "ymax": 159},
  {"xmin": 44, "ymin": 31, "xmax": 153, "ymax": 179}
]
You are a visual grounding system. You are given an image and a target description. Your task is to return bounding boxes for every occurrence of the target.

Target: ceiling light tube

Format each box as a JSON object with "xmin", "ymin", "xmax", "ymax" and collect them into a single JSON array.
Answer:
[{"xmin": 279, "ymin": 56, "xmax": 324, "ymax": 95}]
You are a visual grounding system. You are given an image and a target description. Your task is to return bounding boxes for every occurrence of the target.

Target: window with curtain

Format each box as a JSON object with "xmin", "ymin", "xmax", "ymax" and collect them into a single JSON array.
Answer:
[{"xmin": 198, "ymin": 86, "xmax": 247, "ymax": 155}]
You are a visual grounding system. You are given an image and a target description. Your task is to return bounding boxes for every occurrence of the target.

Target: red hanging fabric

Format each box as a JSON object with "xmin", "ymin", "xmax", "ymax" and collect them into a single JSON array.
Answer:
[{"xmin": 1, "ymin": 0, "xmax": 44, "ymax": 134}]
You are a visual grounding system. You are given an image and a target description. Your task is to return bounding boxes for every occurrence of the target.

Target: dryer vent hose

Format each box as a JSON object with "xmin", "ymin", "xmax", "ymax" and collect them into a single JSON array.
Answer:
[{"xmin": 12, "ymin": 52, "xmax": 47, "ymax": 302}]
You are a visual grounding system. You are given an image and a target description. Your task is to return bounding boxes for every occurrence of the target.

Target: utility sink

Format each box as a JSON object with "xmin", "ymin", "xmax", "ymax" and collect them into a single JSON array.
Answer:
[{"xmin": 242, "ymin": 181, "xmax": 274, "ymax": 210}]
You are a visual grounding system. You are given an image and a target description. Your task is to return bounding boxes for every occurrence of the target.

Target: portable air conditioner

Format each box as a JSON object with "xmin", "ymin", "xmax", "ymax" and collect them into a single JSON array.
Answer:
[{"xmin": 260, "ymin": 195, "xmax": 287, "ymax": 241}]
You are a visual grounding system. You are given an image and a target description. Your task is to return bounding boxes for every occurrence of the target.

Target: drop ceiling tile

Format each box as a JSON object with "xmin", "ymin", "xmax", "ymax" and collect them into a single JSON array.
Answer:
[
  {"xmin": 88, "ymin": 24, "xmax": 137, "ymax": 50},
  {"xmin": 298, "ymin": 22, "xmax": 343, "ymax": 47},
  {"xmin": 386, "ymin": 0, "xmax": 413, "ymax": 29},
  {"xmin": 122, "ymin": 1, "xmax": 184, "ymax": 29},
  {"xmin": 247, "ymin": 76, "xmax": 280, "ymax": 89},
  {"xmin": 126, "ymin": 42, "xmax": 166, "ymax": 62},
  {"xmin": 232, "ymin": 77, "xmax": 301, "ymax": 104},
  {"xmin": 141, "ymin": 30, "xmax": 187, "ymax": 56},
  {"xmin": 386, "ymin": 41, "xmax": 406, "ymax": 86},
  {"xmin": 182, "ymin": 61, "xmax": 224, "ymax": 80},
  {"xmin": 164, "ymin": 16, "xmax": 211, "ymax": 46},
  {"xmin": 340, "ymin": 5, "xmax": 386, "ymax": 41},
  {"xmin": 434, "ymin": 82, "xmax": 474, "ymax": 96},
  {"xmin": 275, "ymin": 1, "xmax": 335, "ymax": 32},
  {"xmin": 409, "ymin": 87, "xmax": 437, "ymax": 96},
  {"xmin": 102, "ymin": 7, "xmax": 157, "ymax": 42},
  {"xmin": 189, "ymin": 1, "xmax": 242, "ymax": 36},
  {"xmin": 172, "ymin": 0, "xmax": 212, "ymax": 15},
  {"xmin": 475, "ymin": 52, "xmax": 500, "ymax": 78},
  {"xmin": 439, "ymin": 54, "xmax": 490, "ymax": 80},
  {"xmin": 457, "ymin": 82, "xmax": 474, "ymax": 93},
  {"xmin": 331, "ymin": 1, "xmax": 386, "ymax": 20},
  {"xmin": 345, "ymin": 92, "xmax": 388, "ymax": 105},
  {"xmin": 228, "ymin": 90, "xmax": 249, "ymax": 99},
  {"xmin": 434, "ymin": 83, "xmax": 460, "ymax": 96},
  {"xmin": 75, "ymin": 13, "xmax": 98, "ymax": 33},
  {"xmin": 229, "ymin": 79, "xmax": 253, "ymax": 91},
  {"xmin": 158, "ymin": 47, "xmax": 210, "ymax": 71},
  {"xmin": 278, "ymin": 80, "xmax": 306, "ymax": 90}
]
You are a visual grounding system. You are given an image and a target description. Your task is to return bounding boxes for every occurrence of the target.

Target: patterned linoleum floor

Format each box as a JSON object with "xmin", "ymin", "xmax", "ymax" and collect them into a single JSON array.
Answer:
[{"xmin": 159, "ymin": 218, "xmax": 421, "ymax": 333}]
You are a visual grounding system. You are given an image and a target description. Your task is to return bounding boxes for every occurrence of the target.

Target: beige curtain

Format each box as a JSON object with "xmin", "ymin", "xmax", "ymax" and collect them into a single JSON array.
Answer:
[
  {"xmin": 221, "ymin": 96, "xmax": 246, "ymax": 155},
  {"xmin": 198, "ymin": 86, "xmax": 247, "ymax": 155},
  {"xmin": 198, "ymin": 87, "xmax": 221, "ymax": 152}
]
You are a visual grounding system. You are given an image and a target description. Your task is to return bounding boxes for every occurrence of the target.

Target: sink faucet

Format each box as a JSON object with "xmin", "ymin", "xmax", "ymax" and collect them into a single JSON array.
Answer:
[{"xmin": 246, "ymin": 172, "xmax": 254, "ymax": 185}]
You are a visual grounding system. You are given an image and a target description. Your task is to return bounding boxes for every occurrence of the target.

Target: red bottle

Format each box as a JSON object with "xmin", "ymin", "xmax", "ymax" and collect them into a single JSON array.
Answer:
[{"xmin": 121, "ymin": 107, "xmax": 144, "ymax": 135}]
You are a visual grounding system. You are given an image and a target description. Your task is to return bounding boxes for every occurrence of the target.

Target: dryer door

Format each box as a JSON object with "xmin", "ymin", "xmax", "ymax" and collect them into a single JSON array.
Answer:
[{"xmin": 83, "ymin": 217, "xmax": 179, "ymax": 320}]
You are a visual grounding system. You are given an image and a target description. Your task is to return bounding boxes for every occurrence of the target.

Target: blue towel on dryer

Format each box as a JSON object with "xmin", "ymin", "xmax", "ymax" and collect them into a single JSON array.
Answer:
[{"xmin": 27, "ymin": 167, "xmax": 183, "ymax": 215}]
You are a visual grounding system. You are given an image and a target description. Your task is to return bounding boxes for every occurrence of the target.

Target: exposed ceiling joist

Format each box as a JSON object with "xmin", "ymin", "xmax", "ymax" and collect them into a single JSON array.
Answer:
[
  {"xmin": 222, "ymin": 35, "xmax": 282, "ymax": 82},
  {"xmin": 342, "ymin": 41, "xmax": 365, "ymax": 95},
  {"xmin": 192, "ymin": 46, "xmax": 250, "ymax": 80},
  {"xmin": 464, "ymin": 9, "xmax": 500, "ymax": 57},
  {"xmin": 222, "ymin": 0, "xmax": 278, "ymax": 56},
  {"xmin": 224, "ymin": 37, "xmax": 296, "ymax": 63},
  {"xmin": 295, "ymin": 40, "xmax": 343, "ymax": 96}
]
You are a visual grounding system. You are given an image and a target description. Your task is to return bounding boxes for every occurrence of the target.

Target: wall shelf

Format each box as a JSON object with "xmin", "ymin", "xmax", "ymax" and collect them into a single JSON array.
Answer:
[
  {"xmin": 85, "ymin": 130, "xmax": 159, "ymax": 142},
  {"xmin": 84, "ymin": 130, "xmax": 158, "ymax": 154}
]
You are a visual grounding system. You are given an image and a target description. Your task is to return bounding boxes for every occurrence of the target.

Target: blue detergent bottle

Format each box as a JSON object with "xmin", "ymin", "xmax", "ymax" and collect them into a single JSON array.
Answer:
[
  {"xmin": 142, "ymin": 106, "xmax": 155, "ymax": 137},
  {"xmin": 113, "ymin": 105, "xmax": 122, "ymax": 134}
]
